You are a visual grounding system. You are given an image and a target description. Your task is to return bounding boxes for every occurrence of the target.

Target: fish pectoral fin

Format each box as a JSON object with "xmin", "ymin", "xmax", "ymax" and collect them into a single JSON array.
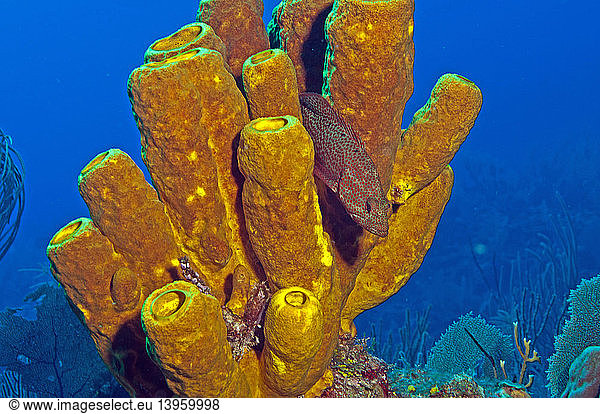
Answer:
[{"xmin": 314, "ymin": 165, "xmax": 340, "ymax": 194}]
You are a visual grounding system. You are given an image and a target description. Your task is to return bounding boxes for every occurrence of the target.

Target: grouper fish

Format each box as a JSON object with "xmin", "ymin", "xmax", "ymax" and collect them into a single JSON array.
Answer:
[{"xmin": 299, "ymin": 92, "xmax": 390, "ymax": 237}]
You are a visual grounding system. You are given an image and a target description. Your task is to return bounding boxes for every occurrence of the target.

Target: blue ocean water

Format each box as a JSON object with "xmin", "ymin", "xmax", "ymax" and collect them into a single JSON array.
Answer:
[{"xmin": 0, "ymin": 0, "xmax": 598, "ymax": 397}]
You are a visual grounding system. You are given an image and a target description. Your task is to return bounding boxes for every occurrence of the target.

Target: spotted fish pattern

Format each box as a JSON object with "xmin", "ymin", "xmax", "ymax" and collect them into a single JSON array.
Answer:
[{"xmin": 299, "ymin": 92, "xmax": 390, "ymax": 237}]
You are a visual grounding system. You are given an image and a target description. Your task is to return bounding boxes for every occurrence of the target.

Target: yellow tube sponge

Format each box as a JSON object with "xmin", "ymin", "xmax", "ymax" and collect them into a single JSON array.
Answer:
[
  {"xmin": 129, "ymin": 49, "xmax": 230, "ymax": 272},
  {"xmin": 142, "ymin": 281, "xmax": 250, "ymax": 397},
  {"xmin": 242, "ymin": 49, "xmax": 302, "ymax": 120},
  {"xmin": 390, "ymin": 74, "xmax": 483, "ymax": 204},
  {"xmin": 237, "ymin": 115, "xmax": 334, "ymax": 295},
  {"xmin": 261, "ymin": 287, "xmax": 324, "ymax": 396},
  {"xmin": 128, "ymin": 48, "xmax": 255, "ymax": 298},
  {"xmin": 144, "ymin": 22, "xmax": 228, "ymax": 66},
  {"xmin": 238, "ymin": 116, "xmax": 342, "ymax": 389},
  {"xmin": 47, "ymin": 217, "xmax": 171, "ymax": 397},
  {"xmin": 47, "ymin": 218, "xmax": 129, "ymax": 356},
  {"xmin": 78, "ymin": 149, "xmax": 180, "ymax": 288}
]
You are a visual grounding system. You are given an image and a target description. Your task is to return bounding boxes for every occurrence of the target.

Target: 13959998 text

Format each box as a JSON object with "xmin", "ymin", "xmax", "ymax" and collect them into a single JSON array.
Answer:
[{"xmin": 158, "ymin": 398, "xmax": 220, "ymax": 410}]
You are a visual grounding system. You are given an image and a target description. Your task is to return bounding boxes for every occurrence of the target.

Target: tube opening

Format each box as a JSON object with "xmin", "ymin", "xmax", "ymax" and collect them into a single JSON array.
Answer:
[
  {"xmin": 250, "ymin": 49, "xmax": 276, "ymax": 65},
  {"xmin": 453, "ymin": 73, "xmax": 475, "ymax": 85},
  {"xmin": 153, "ymin": 25, "xmax": 203, "ymax": 51},
  {"xmin": 81, "ymin": 150, "xmax": 110, "ymax": 176},
  {"xmin": 285, "ymin": 290, "xmax": 308, "ymax": 307},
  {"xmin": 151, "ymin": 290, "xmax": 187, "ymax": 319},
  {"xmin": 145, "ymin": 49, "xmax": 199, "ymax": 68},
  {"xmin": 50, "ymin": 219, "xmax": 85, "ymax": 245},
  {"xmin": 253, "ymin": 117, "xmax": 288, "ymax": 132}
]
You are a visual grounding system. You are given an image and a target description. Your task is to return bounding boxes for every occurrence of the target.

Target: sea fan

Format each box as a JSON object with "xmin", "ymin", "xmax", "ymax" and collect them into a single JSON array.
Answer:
[
  {"xmin": 547, "ymin": 275, "xmax": 600, "ymax": 397},
  {"xmin": 0, "ymin": 129, "xmax": 24, "ymax": 260},
  {"xmin": 426, "ymin": 313, "xmax": 513, "ymax": 379}
]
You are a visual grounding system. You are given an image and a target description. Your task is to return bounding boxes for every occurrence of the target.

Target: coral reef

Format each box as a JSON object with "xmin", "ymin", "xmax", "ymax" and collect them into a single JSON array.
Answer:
[
  {"xmin": 388, "ymin": 368, "xmax": 531, "ymax": 398},
  {"xmin": 319, "ymin": 336, "xmax": 393, "ymax": 397},
  {"xmin": 547, "ymin": 275, "xmax": 600, "ymax": 397},
  {"xmin": 431, "ymin": 375, "xmax": 486, "ymax": 398},
  {"xmin": 494, "ymin": 381, "xmax": 531, "ymax": 398},
  {"xmin": 46, "ymin": 0, "xmax": 481, "ymax": 397}
]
